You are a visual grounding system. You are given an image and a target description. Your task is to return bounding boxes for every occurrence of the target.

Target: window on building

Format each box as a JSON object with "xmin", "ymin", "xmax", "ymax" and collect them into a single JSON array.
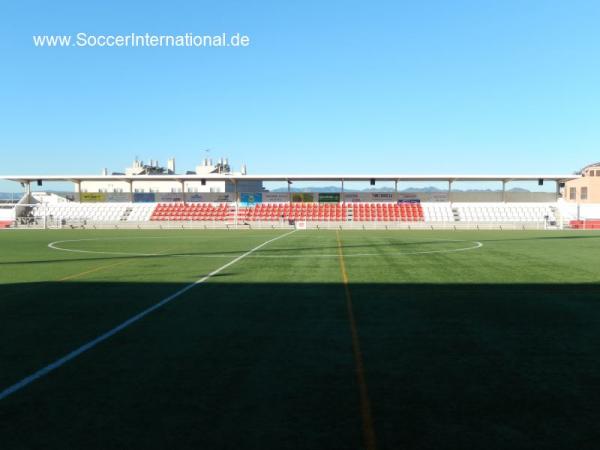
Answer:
[
  {"xmin": 113, "ymin": 188, "xmax": 123, "ymax": 193},
  {"xmin": 581, "ymin": 187, "xmax": 588, "ymax": 200},
  {"xmin": 187, "ymin": 187, "xmax": 198, "ymax": 193},
  {"xmin": 134, "ymin": 188, "xmax": 144, "ymax": 193},
  {"xmin": 149, "ymin": 188, "xmax": 159, "ymax": 193},
  {"xmin": 210, "ymin": 187, "xmax": 221, "ymax": 193},
  {"xmin": 596, "ymin": 170, "xmax": 600, "ymax": 176},
  {"xmin": 569, "ymin": 187, "xmax": 576, "ymax": 200},
  {"xmin": 98, "ymin": 188, "xmax": 108, "ymax": 193},
  {"xmin": 170, "ymin": 188, "xmax": 182, "ymax": 193}
]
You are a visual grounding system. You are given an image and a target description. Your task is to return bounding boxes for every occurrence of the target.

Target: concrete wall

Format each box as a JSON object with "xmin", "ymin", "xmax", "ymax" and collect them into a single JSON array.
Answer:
[
  {"xmin": 0, "ymin": 207, "xmax": 15, "ymax": 220},
  {"xmin": 558, "ymin": 200, "xmax": 600, "ymax": 220}
]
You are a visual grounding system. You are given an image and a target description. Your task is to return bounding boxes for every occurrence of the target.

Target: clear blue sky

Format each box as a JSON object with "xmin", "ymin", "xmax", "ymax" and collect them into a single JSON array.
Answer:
[{"xmin": 1, "ymin": 0, "xmax": 599, "ymax": 192}]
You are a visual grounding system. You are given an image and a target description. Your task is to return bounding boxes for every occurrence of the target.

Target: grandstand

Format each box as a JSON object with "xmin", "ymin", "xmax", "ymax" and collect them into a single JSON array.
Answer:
[
  {"xmin": 1, "ymin": 160, "xmax": 598, "ymax": 230},
  {"xmin": 19, "ymin": 200, "xmax": 566, "ymax": 229}
]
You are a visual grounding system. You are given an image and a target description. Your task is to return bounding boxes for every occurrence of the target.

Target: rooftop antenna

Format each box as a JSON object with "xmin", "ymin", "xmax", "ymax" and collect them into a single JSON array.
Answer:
[{"xmin": 202, "ymin": 148, "xmax": 212, "ymax": 166}]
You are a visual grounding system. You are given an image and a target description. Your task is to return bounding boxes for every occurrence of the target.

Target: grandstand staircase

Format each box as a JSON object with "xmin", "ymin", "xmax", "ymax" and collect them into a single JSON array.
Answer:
[
  {"xmin": 226, "ymin": 205, "xmax": 241, "ymax": 225},
  {"xmin": 224, "ymin": 206, "xmax": 253, "ymax": 228},
  {"xmin": 346, "ymin": 204, "xmax": 354, "ymax": 221},
  {"xmin": 549, "ymin": 205, "xmax": 563, "ymax": 228},
  {"xmin": 120, "ymin": 207, "xmax": 133, "ymax": 221},
  {"xmin": 230, "ymin": 205, "xmax": 237, "ymax": 223},
  {"xmin": 451, "ymin": 207, "xmax": 460, "ymax": 222}
]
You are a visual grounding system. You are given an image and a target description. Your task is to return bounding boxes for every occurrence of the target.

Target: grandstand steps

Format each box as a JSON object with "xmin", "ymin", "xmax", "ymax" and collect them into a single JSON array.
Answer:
[
  {"xmin": 550, "ymin": 206, "xmax": 562, "ymax": 226},
  {"xmin": 120, "ymin": 207, "xmax": 133, "ymax": 221},
  {"xmin": 452, "ymin": 207, "xmax": 460, "ymax": 222}
]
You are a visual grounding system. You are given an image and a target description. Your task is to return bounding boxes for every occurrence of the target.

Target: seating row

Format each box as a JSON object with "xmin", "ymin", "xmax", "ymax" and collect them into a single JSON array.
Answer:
[
  {"xmin": 570, "ymin": 220, "xmax": 600, "ymax": 229},
  {"xmin": 25, "ymin": 201, "xmax": 561, "ymax": 225},
  {"xmin": 352, "ymin": 203, "xmax": 424, "ymax": 222},
  {"xmin": 149, "ymin": 203, "xmax": 426, "ymax": 222},
  {"xmin": 455, "ymin": 203, "xmax": 555, "ymax": 223}
]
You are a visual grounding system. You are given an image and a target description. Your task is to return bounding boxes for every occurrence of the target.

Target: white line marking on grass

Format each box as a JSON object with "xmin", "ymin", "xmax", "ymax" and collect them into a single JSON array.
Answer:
[
  {"xmin": 1, "ymin": 230, "xmax": 296, "ymax": 401},
  {"xmin": 48, "ymin": 237, "xmax": 483, "ymax": 259},
  {"xmin": 48, "ymin": 236, "xmax": 184, "ymax": 257},
  {"xmin": 246, "ymin": 240, "xmax": 483, "ymax": 258}
]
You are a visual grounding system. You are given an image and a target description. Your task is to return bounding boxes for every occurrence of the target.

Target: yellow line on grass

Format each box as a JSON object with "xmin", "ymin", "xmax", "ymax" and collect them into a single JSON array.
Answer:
[
  {"xmin": 58, "ymin": 260, "xmax": 131, "ymax": 281},
  {"xmin": 336, "ymin": 230, "xmax": 377, "ymax": 450},
  {"xmin": 58, "ymin": 246, "xmax": 178, "ymax": 282}
]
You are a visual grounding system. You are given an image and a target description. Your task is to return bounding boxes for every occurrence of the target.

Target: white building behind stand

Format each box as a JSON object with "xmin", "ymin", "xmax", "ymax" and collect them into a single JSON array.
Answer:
[{"xmin": 80, "ymin": 157, "xmax": 262, "ymax": 194}]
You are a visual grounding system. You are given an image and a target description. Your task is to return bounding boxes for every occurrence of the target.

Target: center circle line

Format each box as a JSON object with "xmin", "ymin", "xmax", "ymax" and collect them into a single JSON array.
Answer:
[{"xmin": 47, "ymin": 237, "xmax": 484, "ymax": 258}]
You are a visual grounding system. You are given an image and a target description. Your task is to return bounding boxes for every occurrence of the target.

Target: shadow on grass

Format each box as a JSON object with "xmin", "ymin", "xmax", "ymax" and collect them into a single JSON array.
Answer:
[{"xmin": 1, "ymin": 281, "xmax": 600, "ymax": 450}]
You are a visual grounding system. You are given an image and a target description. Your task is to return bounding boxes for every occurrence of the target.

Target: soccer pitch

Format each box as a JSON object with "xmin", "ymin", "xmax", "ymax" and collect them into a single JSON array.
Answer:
[{"xmin": 1, "ymin": 229, "xmax": 600, "ymax": 449}]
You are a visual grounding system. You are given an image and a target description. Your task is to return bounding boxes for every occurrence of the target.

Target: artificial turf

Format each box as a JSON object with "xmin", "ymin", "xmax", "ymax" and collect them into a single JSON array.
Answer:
[{"xmin": 1, "ymin": 229, "xmax": 600, "ymax": 449}]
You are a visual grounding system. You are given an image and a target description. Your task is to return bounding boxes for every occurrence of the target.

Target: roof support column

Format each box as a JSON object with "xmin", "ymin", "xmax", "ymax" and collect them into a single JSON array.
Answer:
[
  {"xmin": 502, "ymin": 180, "xmax": 507, "ymax": 203},
  {"xmin": 75, "ymin": 180, "xmax": 81, "ymax": 203},
  {"xmin": 287, "ymin": 179, "xmax": 291, "ymax": 204},
  {"xmin": 233, "ymin": 180, "xmax": 238, "ymax": 229},
  {"xmin": 448, "ymin": 180, "xmax": 453, "ymax": 203},
  {"xmin": 180, "ymin": 180, "xmax": 185, "ymax": 203},
  {"xmin": 128, "ymin": 180, "xmax": 133, "ymax": 203},
  {"xmin": 341, "ymin": 179, "xmax": 344, "ymax": 204}
]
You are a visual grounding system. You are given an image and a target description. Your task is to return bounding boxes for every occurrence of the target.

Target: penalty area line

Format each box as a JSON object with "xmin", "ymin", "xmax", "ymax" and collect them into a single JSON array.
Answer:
[{"xmin": 0, "ymin": 230, "xmax": 296, "ymax": 401}]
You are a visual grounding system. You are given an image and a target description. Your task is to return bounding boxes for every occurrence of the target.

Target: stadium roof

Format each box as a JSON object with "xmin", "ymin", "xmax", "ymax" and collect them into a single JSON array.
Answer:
[
  {"xmin": 579, "ymin": 162, "xmax": 600, "ymax": 173},
  {"xmin": 0, "ymin": 174, "xmax": 581, "ymax": 183}
]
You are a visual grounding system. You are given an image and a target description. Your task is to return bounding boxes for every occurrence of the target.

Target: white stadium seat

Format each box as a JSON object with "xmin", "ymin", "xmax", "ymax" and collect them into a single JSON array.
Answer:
[
  {"xmin": 421, "ymin": 203, "xmax": 454, "ymax": 222},
  {"xmin": 32, "ymin": 203, "xmax": 157, "ymax": 223},
  {"xmin": 453, "ymin": 203, "xmax": 556, "ymax": 223}
]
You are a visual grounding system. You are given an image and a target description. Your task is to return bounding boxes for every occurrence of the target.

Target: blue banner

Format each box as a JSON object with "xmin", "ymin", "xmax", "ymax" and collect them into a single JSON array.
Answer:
[
  {"xmin": 240, "ymin": 193, "xmax": 262, "ymax": 206},
  {"xmin": 133, "ymin": 193, "xmax": 156, "ymax": 203}
]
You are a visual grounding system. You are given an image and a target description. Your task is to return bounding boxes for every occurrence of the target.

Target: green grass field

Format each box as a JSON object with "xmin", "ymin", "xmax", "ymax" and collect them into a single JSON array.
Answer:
[{"xmin": 1, "ymin": 229, "xmax": 600, "ymax": 449}]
